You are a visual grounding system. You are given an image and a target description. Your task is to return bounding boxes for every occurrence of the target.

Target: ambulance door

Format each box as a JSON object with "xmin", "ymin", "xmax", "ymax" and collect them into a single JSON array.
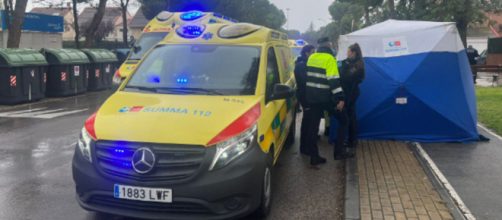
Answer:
[{"xmin": 263, "ymin": 46, "xmax": 288, "ymax": 159}]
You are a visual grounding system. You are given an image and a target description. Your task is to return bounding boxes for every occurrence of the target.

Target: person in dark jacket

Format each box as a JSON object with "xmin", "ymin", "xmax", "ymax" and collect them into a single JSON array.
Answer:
[
  {"xmin": 294, "ymin": 45, "xmax": 316, "ymax": 156},
  {"xmin": 466, "ymin": 45, "xmax": 479, "ymax": 84},
  {"xmin": 340, "ymin": 43, "xmax": 365, "ymax": 149},
  {"xmin": 305, "ymin": 37, "xmax": 347, "ymax": 165}
]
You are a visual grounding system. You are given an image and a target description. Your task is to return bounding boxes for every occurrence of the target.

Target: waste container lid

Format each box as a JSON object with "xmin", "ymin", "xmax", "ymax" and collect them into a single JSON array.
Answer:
[
  {"xmin": 42, "ymin": 48, "xmax": 90, "ymax": 65},
  {"xmin": 0, "ymin": 48, "xmax": 48, "ymax": 67},
  {"xmin": 80, "ymin": 49, "xmax": 119, "ymax": 63}
]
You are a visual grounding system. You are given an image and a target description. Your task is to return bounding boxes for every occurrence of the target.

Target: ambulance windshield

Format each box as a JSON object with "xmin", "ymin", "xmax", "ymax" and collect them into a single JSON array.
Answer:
[
  {"xmin": 129, "ymin": 32, "xmax": 169, "ymax": 60},
  {"xmin": 126, "ymin": 44, "xmax": 261, "ymax": 95}
]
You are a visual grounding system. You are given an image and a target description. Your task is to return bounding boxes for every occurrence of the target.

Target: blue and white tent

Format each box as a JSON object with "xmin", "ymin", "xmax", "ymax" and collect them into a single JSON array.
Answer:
[{"xmin": 333, "ymin": 20, "xmax": 479, "ymax": 142}]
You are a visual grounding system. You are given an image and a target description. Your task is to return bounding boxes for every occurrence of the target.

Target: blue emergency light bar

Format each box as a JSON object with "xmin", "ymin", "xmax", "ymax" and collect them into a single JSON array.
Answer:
[
  {"xmin": 180, "ymin": 11, "xmax": 205, "ymax": 21},
  {"xmin": 176, "ymin": 24, "xmax": 205, "ymax": 38},
  {"xmin": 296, "ymin": 39, "xmax": 306, "ymax": 46},
  {"xmin": 176, "ymin": 77, "xmax": 189, "ymax": 84}
]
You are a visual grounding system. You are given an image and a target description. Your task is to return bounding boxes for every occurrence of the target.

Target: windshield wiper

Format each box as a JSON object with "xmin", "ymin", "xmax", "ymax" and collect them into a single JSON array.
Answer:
[
  {"xmin": 124, "ymin": 85, "xmax": 158, "ymax": 93},
  {"xmin": 159, "ymin": 87, "xmax": 224, "ymax": 95}
]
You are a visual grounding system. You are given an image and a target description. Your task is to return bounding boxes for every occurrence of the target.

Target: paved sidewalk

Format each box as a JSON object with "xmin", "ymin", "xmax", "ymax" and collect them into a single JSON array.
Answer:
[{"xmin": 356, "ymin": 141, "xmax": 453, "ymax": 220}]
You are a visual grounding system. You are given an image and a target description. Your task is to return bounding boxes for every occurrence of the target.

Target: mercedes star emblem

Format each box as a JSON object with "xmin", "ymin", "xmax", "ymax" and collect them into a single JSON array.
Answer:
[{"xmin": 131, "ymin": 147, "xmax": 156, "ymax": 174}]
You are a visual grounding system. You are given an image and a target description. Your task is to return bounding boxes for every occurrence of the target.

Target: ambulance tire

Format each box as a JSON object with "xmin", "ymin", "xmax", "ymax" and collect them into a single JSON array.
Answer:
[
  {"xmin": 285, "ymin": 114, "xmax": 296, "ymax": 148},
  {"xmin": 254, "ymin": 151, "xmax": 274, "ymax": 218}
]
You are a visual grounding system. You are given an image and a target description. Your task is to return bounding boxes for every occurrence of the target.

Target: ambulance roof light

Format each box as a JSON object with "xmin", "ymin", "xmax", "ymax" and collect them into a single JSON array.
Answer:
[
  {"xmin": 180, "ymin": 10, "xmax": 205, "ymax": 21},
  {"xmin": 296, "ymin": 39, "xmax": 306, "ymax": 46},
  {"xmin": 157, "ymin": 11, "xmax": 174, "ymax": 22},
  {"xmin": 176, "ymin": 24, "xmax": 205, "ymax": 38},
  {"xmin": 218, "ymin": 23, "xmax": 261, "ymax": 39}
]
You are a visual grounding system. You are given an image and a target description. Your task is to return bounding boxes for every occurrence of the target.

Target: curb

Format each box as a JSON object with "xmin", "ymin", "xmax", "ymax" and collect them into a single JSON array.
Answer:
[
  {"xmin": 410, "ymin": 142, "xmax": 474, "ymax": 220},
  {"xmin": 344, "ymin": 156, "xmax": 360, "ymax": 220}
]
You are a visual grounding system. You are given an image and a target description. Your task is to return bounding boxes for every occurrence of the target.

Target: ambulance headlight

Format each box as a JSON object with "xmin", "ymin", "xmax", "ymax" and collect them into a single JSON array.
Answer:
[
  {"xmin": 77, "ymin": 127, "xmax": 93, "ymax": 162},
  {"xmin": 209, "ymin": 124, "xmax": 257, "ymax": 171}
]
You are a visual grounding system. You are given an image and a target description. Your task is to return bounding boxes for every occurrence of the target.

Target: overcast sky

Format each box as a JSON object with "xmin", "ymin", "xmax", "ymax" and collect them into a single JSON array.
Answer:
[
  {"xmin": 270, "ymin": 0, "xmax": 333, "ymax": 32},
  {"xmin": 27, "ymin": 0, "xmax": 333, "ymax": 32}
]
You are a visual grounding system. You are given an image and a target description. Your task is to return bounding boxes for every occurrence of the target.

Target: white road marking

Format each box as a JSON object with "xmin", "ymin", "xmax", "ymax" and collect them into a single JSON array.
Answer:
[
  {"xmin": 0, "ymin": 108, "xmax": 88, "ymax": 119},
  {"xmin": 414, "ymin": 143, "xmax": 476, "ymax": 220},
  {"xmin": 477, "ymin": 123, "xmax": 502, "ymax": 141},
  {"xmin": 11, "ymin": 108, "xmax": 64, "ymax": 117},
  {"xmin": 36, "ymin": 109, "xmax": 88, "ymax": 119},
  {"xmin": 0, "ymin": 108, "xmax": 46, "ymax": 116}
]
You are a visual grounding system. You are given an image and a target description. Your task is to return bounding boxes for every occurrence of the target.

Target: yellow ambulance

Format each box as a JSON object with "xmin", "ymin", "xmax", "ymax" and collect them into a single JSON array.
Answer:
[
  {"xmin": 114, "ymin": 11, "xmax": 237, "ymax": 83},
  {"xmin": 73, "ymin": 22, "xmax": 297, "ymax": 219}
]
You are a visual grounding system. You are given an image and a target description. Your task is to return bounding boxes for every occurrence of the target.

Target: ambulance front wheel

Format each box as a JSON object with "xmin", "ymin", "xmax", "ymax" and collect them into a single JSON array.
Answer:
[{"xmin": 254, "ymin": 152, "xmax": 273, "ymax": 217}]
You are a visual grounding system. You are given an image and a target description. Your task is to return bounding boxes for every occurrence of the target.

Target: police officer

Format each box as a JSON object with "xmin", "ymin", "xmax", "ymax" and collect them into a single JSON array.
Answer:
[
  {"xmin": 305, "ymin": 37, "xmax": 347, "ymax": 166},
  {"xmin": 294, "ymin": 45, "xmax": 316, "ymax": 156},
  {"xmin": 466, "ymin": 45, "xmax": 479, "ymax": 83}
]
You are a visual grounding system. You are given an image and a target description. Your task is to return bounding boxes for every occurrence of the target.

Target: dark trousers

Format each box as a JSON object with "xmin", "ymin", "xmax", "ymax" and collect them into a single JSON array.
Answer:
[
  {"xmin": 346, "ymin": 100, "xmax": 358, "ymax": 147},
  {"xmin": 304, "ymin": 104, "xmax": 324, "ymax": 158},
  {"xmin": 332, "ymin": 108, "xmax": 349, "ymax": 156},
  {"xmin": 299, "ymin": 104, "xmax": 312, "ymax": 154}
]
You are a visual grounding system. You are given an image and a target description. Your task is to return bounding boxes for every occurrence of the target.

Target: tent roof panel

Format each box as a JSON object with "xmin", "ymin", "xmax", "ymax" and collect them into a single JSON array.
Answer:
[{"xmin": 338, "ymin": 20, "xmax": 465, "ymax": 59}]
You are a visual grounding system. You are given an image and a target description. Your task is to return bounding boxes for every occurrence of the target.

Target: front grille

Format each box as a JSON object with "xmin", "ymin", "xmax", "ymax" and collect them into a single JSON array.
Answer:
[
  {"xmin": 90, "ymin": 195, "xmax": 211, "ymax": 214},
  {"xmin": 94, "ymin": 141, "xmax": 206, "ymax": 182}
]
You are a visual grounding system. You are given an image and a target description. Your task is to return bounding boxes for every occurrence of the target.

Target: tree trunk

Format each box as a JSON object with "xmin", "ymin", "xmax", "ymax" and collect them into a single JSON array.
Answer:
[
  {"xmin": 456, "ymin": 0, "xmax": 472, "ymax": 48},
  {"xmin": 364, "ymin": 5, "xmax": 371, "ymax": 26},
  {"xmin": 457, "ymin": 19, "xmax": 468, "ymax": 48},
  {"xmin": 388, "ymin": 0, "xmax": 396, "ymax": 19},
  {"xmin": 3, "ymin": 0, "xmax": 12, "ymax": 30},
  {"xmin": 84, "ymin": 0, "xmax": 108, "ymax": 48},
  {"xmin": 7, "ymin": 0, "xmax": 28, "ymax": 48},
  {"xmin": 120, "ymin": 0, "xmax": 129, "ymax": 46},
  {"xmin": 72, "ymin": 0, "xmax": 80, "ymax": 48}
]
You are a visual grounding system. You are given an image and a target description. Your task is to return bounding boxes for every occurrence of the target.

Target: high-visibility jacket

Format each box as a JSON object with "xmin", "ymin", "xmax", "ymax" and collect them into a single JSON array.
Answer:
[{"xmin": 305, "ymin": 48, "xmax": 344, "ymax": 105}]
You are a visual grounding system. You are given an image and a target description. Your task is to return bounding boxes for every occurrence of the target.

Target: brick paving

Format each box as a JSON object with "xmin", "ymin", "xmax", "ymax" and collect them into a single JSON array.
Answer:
[{"xmin": 357, "ymin": 141, "xmax": 453, "ymax": 220}]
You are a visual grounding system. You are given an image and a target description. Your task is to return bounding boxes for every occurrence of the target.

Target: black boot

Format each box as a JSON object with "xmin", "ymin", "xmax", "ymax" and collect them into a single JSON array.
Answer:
[{"xmin": 310, "ymin": 156, "xmax": 327, "ymax": 166}]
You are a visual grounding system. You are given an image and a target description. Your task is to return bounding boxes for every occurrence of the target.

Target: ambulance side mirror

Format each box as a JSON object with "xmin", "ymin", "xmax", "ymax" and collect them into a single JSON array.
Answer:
[
  {"xmin": 269, "ymin": 84, "xmax": 295, "ymax": 101},
  {"xmin": 133, "ymin": 45, "xmax": 141, "ymax": 54}
]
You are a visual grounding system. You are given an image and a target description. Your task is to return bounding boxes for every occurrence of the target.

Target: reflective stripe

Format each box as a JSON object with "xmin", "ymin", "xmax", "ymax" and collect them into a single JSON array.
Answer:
[
  {"xmin": 331, "ymin": 87, "xmax": 343, "ymax": 94},
  {"xmin": 327, "ymin": 75, "xmax": 340, "ymax": 80},
  {"xmin": 307, "ymin": 72, "xmax": 327, "ymax": 79},
  {"xmin": 306, "ymin": 82, "xmax": 330, "ymax": 89}
]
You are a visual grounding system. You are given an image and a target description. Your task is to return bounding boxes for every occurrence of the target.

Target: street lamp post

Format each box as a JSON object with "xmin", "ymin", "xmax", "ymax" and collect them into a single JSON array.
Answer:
[{"xmin": 286, "ymin": 8, "xmax": 290, "ymax": 31}]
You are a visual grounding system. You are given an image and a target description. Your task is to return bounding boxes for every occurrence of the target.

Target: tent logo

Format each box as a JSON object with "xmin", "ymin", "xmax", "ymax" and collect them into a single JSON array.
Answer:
[
  {"xmin": 383, "ymin": 37, "xmax": 409, "ymax": 57},
  {"xmin": 388, "ymin": 41, "xmax": 401, "ymax": 47}
]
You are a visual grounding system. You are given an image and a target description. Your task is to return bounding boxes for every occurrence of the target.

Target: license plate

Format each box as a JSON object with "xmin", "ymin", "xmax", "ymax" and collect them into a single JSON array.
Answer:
[{"xmin": 114, "ymin": 184, "xmax": 172, "ymax": 203}]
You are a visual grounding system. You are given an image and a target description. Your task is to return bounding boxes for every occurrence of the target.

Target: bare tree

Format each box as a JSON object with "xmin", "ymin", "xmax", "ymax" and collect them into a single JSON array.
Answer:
[
  {"xmin": 119, "ymin": 0, "xmax": 130, "ymax": 46},
  {"xmin": 72, "ymin": 0, "xmax": 82, "ymax": 48},
  {"xmin": 80, "ymin": 19, "xmax": 114, "ymax": 43},
  {"xmin": 4, "ymin": 0, "xmax": 29, "ymax": 48},
  {"xmin": 84, "ymin": 0, "xmax": 108, "ymax": 47}
]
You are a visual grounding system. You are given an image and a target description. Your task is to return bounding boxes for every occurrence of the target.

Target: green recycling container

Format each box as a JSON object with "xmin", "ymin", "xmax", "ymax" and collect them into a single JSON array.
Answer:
[
  {"xmin": 42, "ymin": 48, "xmax": 89, "ymax": 97},
  {"xmin": 80, "ymin": 49, "xmax": 119, "ymax": 91},
  {"xmin": 0, "ymin": 49, "xmax": 48, "ymax": 105}
]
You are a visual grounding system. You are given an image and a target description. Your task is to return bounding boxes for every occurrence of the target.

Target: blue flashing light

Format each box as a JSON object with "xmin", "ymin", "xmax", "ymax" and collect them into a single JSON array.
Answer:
[
  {"xmin": 180, "ymin": 11, "xmax": 205, "ymax": 21},
  {"xmin": 147, "ymin": 74, "xmax": 161, "ymax": 84},
  {"xmin": 296, "ymin": 39, "xmax": 306, "ymax": 46},
  {"xmin": 176, "ymin": 24, "xmax": 205, "ymax": 39},
  {"xmin": 176, "ymin": 77, "xmax": 189, "ymax": 84}
]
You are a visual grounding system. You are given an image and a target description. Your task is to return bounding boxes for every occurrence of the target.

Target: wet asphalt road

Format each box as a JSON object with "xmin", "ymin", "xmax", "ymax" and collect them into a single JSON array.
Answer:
[
  {"xmin": 0, "ymin": 91, "xmax": 344, "ymax": 220},
  {"xmin": 422, "ymin": 127, "xmax": 502, "ymax": 220}
]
